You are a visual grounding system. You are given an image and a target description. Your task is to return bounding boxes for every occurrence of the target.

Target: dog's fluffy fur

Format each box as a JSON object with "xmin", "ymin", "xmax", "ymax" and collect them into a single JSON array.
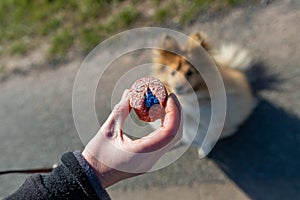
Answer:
[{"xmin": 151, "ymin": 32, "xmax": 257, "ymax": 158}]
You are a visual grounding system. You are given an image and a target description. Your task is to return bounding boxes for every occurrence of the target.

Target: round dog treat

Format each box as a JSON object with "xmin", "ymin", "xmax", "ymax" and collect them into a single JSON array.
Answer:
[{"xmin": 129, "ymin": 76, "xmax": 167, "ymax": 122}]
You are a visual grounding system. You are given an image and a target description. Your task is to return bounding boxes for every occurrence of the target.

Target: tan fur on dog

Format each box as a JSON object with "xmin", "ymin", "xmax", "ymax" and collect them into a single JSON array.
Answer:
[{"xmin": 151, "ymin": 32, "xmax": 257, "ymax": 158}]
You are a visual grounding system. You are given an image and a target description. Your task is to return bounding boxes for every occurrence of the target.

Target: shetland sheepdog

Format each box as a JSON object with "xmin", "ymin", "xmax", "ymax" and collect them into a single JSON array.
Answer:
[{"xmin": 151, "ymin": 32, "xmax": 257, "ymax": 158}]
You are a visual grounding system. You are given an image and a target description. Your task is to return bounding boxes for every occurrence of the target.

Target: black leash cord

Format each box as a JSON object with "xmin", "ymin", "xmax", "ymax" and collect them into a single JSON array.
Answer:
[{"xmin": 0, "ymin": 167, "xmax": 56, "ymax": 175}]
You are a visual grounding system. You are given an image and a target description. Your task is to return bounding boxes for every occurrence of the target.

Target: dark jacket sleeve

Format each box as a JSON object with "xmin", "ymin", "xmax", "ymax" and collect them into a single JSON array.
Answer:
[{"xmin": 5, "ymin": 152, "xmax": 110, "ymax": 200}]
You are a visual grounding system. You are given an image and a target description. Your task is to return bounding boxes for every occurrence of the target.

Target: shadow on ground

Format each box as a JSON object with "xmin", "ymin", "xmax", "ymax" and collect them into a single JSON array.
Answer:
[{"xmin": 210, "ymin": 98, "xmax": 300, "ymax": 199}]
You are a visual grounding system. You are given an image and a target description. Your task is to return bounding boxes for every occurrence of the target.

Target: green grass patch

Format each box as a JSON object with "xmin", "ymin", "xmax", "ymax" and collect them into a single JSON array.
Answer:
[
  {"xmin": 119, "ymin": 6, "xmax": 139, "ymax": 26},
  {"xmin": 49, "ymin": 29, "xmax": 74, "ymax": 59},
  {"xmin": 0, "ymin": 0, "xmax": 120, "ymax": 59},
  {"xmin": 9, "ymin": 41, "xmax": 28, "ymax": 55},
  {"xmin": 0, "ymin": 0, "xmax": 252, "ymax": 62},
  {"xmin": 79, "ymin": 6, "xmax": 139, "ymax": 53},
  {"xmin": 227, "ymin": 0, "xmax": 242, "ymax": 6},
  {"xmin": 39, "ymin": 18, "xmax": 62, "ymax": 36},
  {"xmin": 0, "ymin": 64, "xmax": 5, "ymax": 74},
  {"xmin": 105, "ymin": 6, "xmax": 139, "ymax": 31},
  {"xmin": 154, "ymin": 8, "xmax": 169, "ymax": 23},
  {"xmin": 80, "ymin": 26, "xmax": 104, "ymax": 53}
]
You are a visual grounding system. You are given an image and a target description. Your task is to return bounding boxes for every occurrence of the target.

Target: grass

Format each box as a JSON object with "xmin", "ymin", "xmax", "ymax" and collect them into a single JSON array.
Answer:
[
  {"xmin": 49, "ymin": 29, "xmax": 74, "ymax": 58},
  {"xmin": 79, "ymin": 6, "xmax": 139, "ymax": 53},
  {"xmin": 0, "ymin": 64, "xmax": 5, "ymax": 74},
  {"xmin": 153, "ymin": 0, "xmax": 249, "ymax": 25},
  {"xmin": 80, "ymin": 27, "xmax": 103, "ymax": 53},
  {"xmin": 9, "ymin": 40, "xmax": 28, "ymax": 55},
  {"xmin": 39, "ymin": 18, "xmax": 62, "ymax": 36},
  {"xmin": 0, "ymin": 0, "xmax": 251, "ymax": 61},
  {"xmin": 154, "ymin": 8, "xmax": 169, "ymax": 23},
  {"xmin": 104, "ymin": 6, "xmax": 139, "ymax": 32}
]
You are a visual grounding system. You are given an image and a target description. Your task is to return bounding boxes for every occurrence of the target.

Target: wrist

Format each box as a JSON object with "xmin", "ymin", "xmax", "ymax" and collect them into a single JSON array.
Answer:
[{"xmin": 82, "ymin": 149, "xmax": 122, "ymax": 188}]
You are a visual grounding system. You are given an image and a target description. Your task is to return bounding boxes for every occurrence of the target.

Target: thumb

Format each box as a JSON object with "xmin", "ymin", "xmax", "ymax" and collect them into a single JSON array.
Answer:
[{"xmin": 103, "ymin": 89, "xmax": 131, "ymax": 132}]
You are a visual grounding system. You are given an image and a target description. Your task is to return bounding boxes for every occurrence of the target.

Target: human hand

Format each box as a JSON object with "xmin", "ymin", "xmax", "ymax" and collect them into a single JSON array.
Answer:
[{"xmin": 82, "ymin": 89, "xmax": 182, "ymax": 188}]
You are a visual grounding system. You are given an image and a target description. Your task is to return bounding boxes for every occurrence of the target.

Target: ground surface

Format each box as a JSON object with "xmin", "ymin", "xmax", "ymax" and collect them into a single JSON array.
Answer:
[{"xmin": 1, "ymin": 0, "xmax": 300, "ymax": 199}]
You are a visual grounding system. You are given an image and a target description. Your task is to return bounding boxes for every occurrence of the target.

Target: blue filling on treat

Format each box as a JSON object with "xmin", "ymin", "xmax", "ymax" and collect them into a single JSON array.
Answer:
[{"xmin": 145, "ymin": 89, "xmax": 160, "ymax": 109}]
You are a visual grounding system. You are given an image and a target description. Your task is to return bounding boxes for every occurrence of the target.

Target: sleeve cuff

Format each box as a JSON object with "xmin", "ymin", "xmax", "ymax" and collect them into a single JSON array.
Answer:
[{"xmin": 73, "ymin": 151, "xmax": 111, "ymax": 200}]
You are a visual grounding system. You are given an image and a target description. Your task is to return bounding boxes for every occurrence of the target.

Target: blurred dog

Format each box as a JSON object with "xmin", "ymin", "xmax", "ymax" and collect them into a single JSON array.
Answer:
[{"xmin": 151, "ymin": 32, "xmax": 257, "ymax": 158}]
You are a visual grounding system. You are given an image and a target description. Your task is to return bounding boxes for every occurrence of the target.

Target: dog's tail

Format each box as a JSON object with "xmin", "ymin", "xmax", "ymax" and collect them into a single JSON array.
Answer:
[
  {"xmin": 212, "ymin": 44, "xmax": 253, "ymax": 72},
  {"xmin": 212, "ymin": 44, "xmax": 279, "ymax": 93}
]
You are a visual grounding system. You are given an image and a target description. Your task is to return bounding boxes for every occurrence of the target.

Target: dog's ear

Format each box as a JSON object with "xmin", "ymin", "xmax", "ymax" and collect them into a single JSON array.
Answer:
[
  {"xmin": 160, "ymin": 35, "xmax": 180, "ymax": 51},
  {"xmin": 185, "ymin": 32, "xmax": 211, "ymax": 52},
  {"xmin": 153, "ymin": 35, "xmax": 180, "ymax": 58}
]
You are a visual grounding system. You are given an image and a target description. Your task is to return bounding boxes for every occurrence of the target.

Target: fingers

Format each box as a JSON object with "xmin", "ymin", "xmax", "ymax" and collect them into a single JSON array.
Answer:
[
  {"xmin": 101, "ymin": 91, "xmax": 182, "ymax": 153},
  {"xmin": 133, "ymin": 93, "xmax": 182, "ymax": 152},
  {"xmin": 101, "ymin": 89, "xmax": 131, "ymax": 135},
  {"xmin": 113, "ymin": 89, "xmax": 131, "ymax": 123},
  {"xmin": 162, "ymin": 93, "xmax": 181, "ymax": 132}
]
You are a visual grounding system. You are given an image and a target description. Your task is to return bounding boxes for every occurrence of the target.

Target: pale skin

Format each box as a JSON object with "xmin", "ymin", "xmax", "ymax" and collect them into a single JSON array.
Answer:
[{"xmin": 82, "ymin": 90, "xmax": 182, "ymax": 188}]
